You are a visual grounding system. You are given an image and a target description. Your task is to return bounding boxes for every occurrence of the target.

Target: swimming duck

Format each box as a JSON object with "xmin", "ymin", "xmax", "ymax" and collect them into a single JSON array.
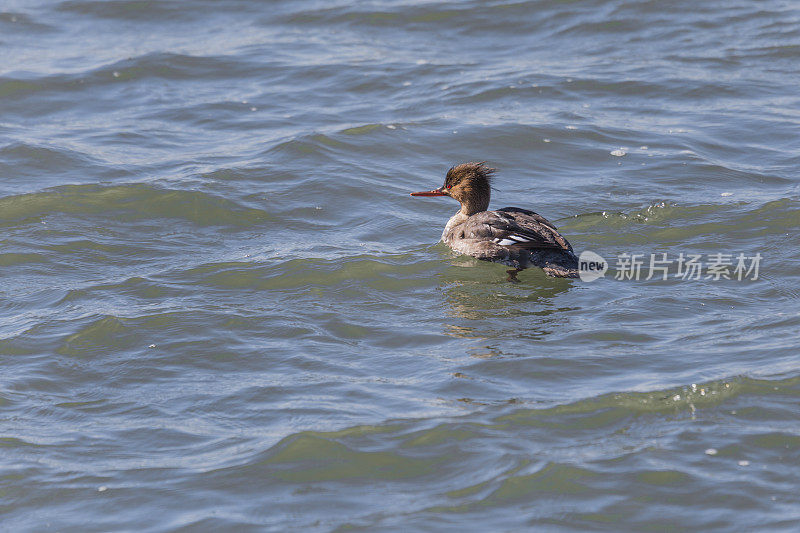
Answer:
[{"xmin": 410, "ymin": 162, "xmax": 579, "ymax": 280}]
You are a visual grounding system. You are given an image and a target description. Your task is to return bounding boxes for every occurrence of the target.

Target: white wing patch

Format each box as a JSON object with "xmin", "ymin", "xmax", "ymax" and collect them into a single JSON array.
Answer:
[{"xmin": 494, "ymin": 235, "xmax": 531, "ymax": 246}]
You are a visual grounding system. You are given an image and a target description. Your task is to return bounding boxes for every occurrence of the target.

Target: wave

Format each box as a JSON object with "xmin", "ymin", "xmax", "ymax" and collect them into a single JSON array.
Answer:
[
  {"xmin": 0, "ymin": 182, "xmax": 274, "ymax": 227},
  {"xmin": 187, "ymin": 373, "xmax": 800, "ymax": 529},
  {"xmin": 57, "ymin": 0, "xmax": 202, "ymax": 21},
  {"xmin": 0, "ymin": 52, "xmax": 261, "ymax": 103}
]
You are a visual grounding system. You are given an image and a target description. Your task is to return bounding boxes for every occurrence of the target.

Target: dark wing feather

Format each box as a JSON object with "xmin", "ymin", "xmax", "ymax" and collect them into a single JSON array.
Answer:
[
  {"xmin": 497, "ymin": 207, "xmax": 559, "ymax": 231},
  {"xmin": 462, "ymin": 208, "xmax": 572, "ymax": 251}
]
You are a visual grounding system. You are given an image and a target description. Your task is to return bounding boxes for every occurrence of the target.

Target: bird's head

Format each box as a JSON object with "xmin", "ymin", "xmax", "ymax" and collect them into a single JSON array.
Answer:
[{"xmin": 410, "ymin": 162, "xmax": 495, "ymax": 215}]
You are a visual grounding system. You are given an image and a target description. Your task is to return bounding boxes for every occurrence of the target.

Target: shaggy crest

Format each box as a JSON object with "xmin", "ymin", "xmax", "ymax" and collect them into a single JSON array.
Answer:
[{"xmin": 444, "ymin": 161, "xmax": 496, "ymax": 189}]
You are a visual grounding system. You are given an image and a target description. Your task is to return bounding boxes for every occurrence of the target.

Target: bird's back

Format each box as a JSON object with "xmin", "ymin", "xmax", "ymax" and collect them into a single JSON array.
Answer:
[{"xmin": 444, "ymin": 207, "xmax": 579, "ymax": 277}]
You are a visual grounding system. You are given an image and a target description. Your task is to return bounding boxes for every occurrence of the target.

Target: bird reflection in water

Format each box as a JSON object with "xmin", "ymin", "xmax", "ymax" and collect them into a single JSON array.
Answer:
[{"xmin": 437, "ymin": 263, "xmax": 579, "ymax": 352}]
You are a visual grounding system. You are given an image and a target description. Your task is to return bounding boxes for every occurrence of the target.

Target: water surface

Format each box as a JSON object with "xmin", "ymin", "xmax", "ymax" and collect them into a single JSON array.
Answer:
[{"xmin": 2, "ymin": 0, "xmax": 800, "ymax": 530}]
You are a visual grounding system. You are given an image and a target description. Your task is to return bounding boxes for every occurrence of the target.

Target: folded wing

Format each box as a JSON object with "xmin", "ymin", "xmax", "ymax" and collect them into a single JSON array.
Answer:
[{"xmin": 462, "ymin": 207, "xmax": 573, "ymax": 252}]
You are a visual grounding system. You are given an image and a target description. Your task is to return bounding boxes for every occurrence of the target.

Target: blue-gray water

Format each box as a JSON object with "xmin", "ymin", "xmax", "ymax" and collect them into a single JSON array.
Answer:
[{"xmin": 2, "ymin": 0, "xmax": 800, "ymax": 530}]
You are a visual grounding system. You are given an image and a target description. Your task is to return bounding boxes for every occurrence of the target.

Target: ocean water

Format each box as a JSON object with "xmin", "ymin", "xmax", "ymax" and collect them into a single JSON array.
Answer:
[{"xmin": 2, "ymin": 0, "xmax": 800, "ymax": 530}]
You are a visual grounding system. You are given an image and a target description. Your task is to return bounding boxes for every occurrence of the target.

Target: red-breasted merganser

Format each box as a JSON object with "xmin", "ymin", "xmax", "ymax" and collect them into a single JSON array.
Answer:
[{"xmin": 411, "ymin": 162, "xmax": 579, "ymax": 280}]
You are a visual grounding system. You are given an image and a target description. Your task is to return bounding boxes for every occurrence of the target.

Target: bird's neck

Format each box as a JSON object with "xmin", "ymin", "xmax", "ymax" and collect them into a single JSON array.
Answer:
[{"xmin": 459, "ymin": 191, "xmax": 490, "ymax": 216}]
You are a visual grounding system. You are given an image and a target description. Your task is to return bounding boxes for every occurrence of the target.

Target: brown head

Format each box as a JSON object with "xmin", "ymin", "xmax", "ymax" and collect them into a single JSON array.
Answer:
[{"xmin": 410, "ymin": 162, "xmax": 495, "ymax": 216}]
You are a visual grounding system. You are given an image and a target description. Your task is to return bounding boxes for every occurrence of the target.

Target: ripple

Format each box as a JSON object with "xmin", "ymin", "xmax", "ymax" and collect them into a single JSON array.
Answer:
[
  {"xmin": 0, "ymin": 143, "xmax": 103, "ymax": 183},
  {"xmin": 0, "ymin": 183, "xmax": 274, "ymax": 228},
  {"xmin": 163, "ymin": 374, "xmax": 800, "ymax": 530},
  {"xmin": 0, "ymin": 11, "xmax": 54, "ymax": 32},
  {"xmin": 0, "ymin": 52, "xmax": 262, "ymax": 105},
  {"xmin": 3, "ymin": 0, "xmax": 800, "ymax": 529},
  {"xmin": 58, "ymin": 0, "xmax": 201, "ymax": 21},
  {"xmin": 0, "ymin": 252, "xmax": 48, "ymax": 267}
]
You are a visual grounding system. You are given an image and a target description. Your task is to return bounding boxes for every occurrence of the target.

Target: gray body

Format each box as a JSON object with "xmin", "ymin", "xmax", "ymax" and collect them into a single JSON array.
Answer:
[{"xmin": 442, "ymin": 207, "xmax": 579, "ymax": 278}]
